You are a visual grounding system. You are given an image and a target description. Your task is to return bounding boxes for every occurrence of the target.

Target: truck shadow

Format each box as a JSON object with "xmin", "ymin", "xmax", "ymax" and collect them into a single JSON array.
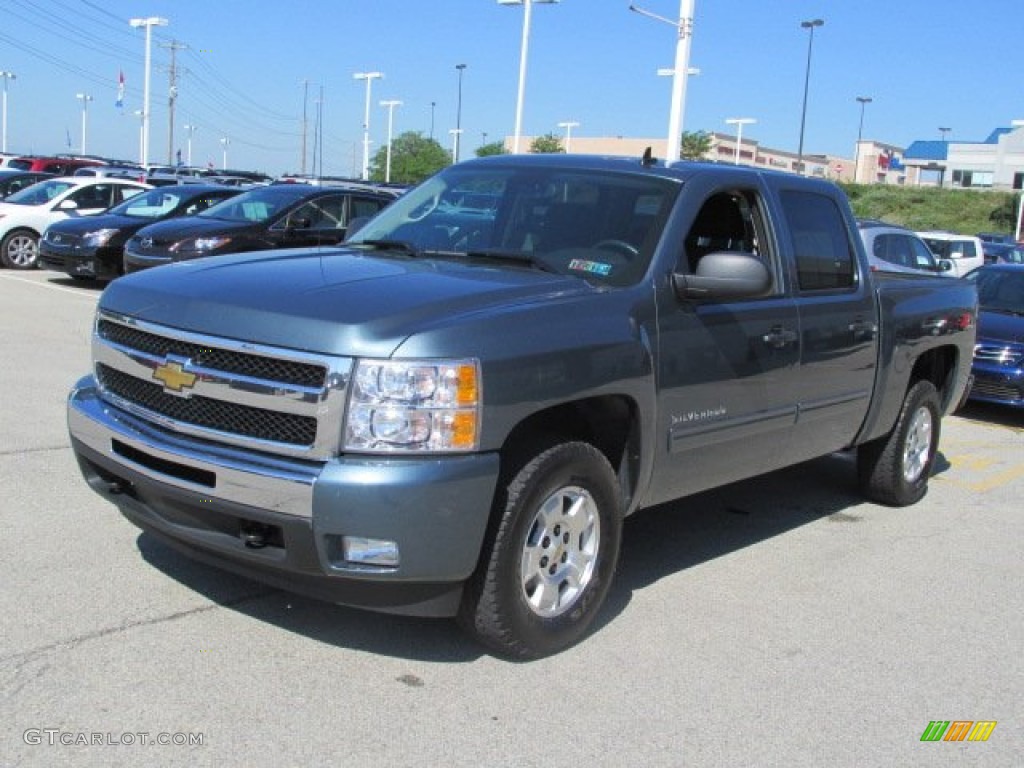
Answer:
[{"xmin": 135, "ymin": 448, "xmax": 947, "ymax": 663}]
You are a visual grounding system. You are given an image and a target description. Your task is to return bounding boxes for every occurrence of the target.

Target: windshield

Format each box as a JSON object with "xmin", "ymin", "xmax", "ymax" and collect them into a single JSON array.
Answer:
[
  {"xmin": 972, "ymin": 269, "xmax": 1024, "ymax": 313},
  {"xmin": 4, "ymin": 179, "xmax": 75, "ymax": 206},
  {"xmin": 197, "ymin": 185, "xmax": 310, "ymax": 223},
  {"xmin": 107, "ymin": 187, "xmax": 189, "ymax": 218},
  {"xmin": 347, "ymin": 164, "xmax": 678, "ymax": 287}
]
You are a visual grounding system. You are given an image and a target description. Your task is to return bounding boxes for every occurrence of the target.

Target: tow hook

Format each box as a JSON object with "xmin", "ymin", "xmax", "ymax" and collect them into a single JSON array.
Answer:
[{"xmin": 240, "ymin": 521, "xmax": 271, "ymax": 549}]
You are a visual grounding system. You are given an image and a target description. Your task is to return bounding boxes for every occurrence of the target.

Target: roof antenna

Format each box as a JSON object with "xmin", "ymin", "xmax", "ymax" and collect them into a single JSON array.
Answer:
[{"xmin": 641, "ymin": 146, "xmax": 656, "ymax": 167}]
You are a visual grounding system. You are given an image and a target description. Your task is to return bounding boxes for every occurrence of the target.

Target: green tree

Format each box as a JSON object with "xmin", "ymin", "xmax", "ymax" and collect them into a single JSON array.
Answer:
[
  {"xmin": 988, "ymin": 194, "xmax": 1020, "ymax": 230},
  {"xmin": 476, "ymin": 141, "xmax": 508, "ymax": 157},
  {"xmin": 368, "ymin": 131, "xmax": 450, "ymax": 184},
  {"xmin": 529, "ymin": 133, "xmax": 564, "ymax": 154},
  {"xmin": 680, "ymin": 130, "xmax": 712, "ymax": 160}
]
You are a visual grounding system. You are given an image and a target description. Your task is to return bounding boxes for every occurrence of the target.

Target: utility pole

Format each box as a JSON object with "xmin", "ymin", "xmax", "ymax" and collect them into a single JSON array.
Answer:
[
  {"xmin": 160, "ymin": 39, "xmax": 187, "ymax": 165},
  {"xmin": 300, "ymin": 79, "xmax": 309, "ymax": 175}
]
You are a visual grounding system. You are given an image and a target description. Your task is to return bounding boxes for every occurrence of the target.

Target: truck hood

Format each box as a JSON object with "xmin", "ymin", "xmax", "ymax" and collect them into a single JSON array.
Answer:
[{"xmin": 99, "ymin": 247, "xmax": 595, "ymax": 358}]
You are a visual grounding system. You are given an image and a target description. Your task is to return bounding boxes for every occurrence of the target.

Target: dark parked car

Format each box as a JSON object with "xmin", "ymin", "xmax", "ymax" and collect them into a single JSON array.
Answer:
[
  {"xmin": 981, "ymin": 241, "xmax": 1024, "ymax": 265},
  {"xmin": 0, "ymin": 170, "xmax": 55, "ymax": 199},
  {"xmin": 964, "ymin": 264, "xmax": 1024, "ymax": 407},
  {"xmin": 39, "ymin": 185, "xmax": 241, "ymax": 281},
  {"xmin": 122, "ymin": 183, "xmax": 396, "ymax": 273}
]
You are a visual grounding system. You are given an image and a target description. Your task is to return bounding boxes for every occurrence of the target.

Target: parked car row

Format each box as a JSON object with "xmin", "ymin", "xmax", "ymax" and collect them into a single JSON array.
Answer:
[
  {"xmin": 0, "ymin": 172, "xmax": 400, "ymax": 276},
  {"xmin": 0, "ymin": 177, "xmax": 151, "ymax": 269}
]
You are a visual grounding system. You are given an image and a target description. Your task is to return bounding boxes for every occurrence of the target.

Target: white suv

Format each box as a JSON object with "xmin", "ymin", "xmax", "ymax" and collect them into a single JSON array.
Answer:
[
  {"xmin": 0, "ymin": 176, "xmax": 149, "ymax": 269},
  {"xmin": 916, "ymin": 231, "xmax": 985, "ymax": 277}
]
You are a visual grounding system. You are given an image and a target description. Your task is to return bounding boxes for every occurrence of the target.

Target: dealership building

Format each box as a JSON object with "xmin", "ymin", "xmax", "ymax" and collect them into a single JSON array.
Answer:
[{"xmin": 509, "ymin": 121, "xmax": 1024, "ymax": 191}]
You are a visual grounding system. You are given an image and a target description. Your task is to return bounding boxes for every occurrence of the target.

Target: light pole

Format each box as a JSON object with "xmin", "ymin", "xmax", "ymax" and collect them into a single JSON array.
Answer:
[
  {"xmin": 219, "ymin": 137, "xmax": 229, "ymax": 170},
  {"xmin": 183, "ymin": 122, "xmax": 197, "ymax": 166},
  {"xmin": 380, "ymin": 99, "xmax": 402, "ymax": 182},
  {"xmin": 854, "ymin": 96, "xmax": 872, "ymax": 182},
  {"xmin": 557, "ymin": 120, "xmax": 579, "ymax": 152},
  {"xmin": 449, "ymin": 128, "xmax": 463, "ymax": 163},
  {"xmin": 724, "ymin": 117, "xmax": 756, "ymax": 165},
  {"xmin": 631, "ymin": 1, "xmax": 695, "ymax": 163},
  {"xmin": 939, "ymin": 126, "xmax": 951, "ymax": 141},
  {"xmin": 1, "ymin": 70, "xmax": 15, "ymax": 153},
  {"xmin": 498, "ymin": 0, "xmax": 559, "ymax": 154},
  {"xmin": 75, "ymin": 93, "xmax": 93, "ymax": 155},
  {"xmin": 796, "ymin": 18, "xmax": 824, "ymax": 176},
  {"xmin": 430, "ymin": 101, "xmax": 436, "ymax": 140},
  {"xmin": 454, "ymin": 64, "xmax": 467, "ymax": 162},
  {"xmin": 129, "ymin": 16, "xmax": 169, "ymax": 168},
  {"xmin": 353, "ymin": 71, "xmax": 383, "ymax": 180}
]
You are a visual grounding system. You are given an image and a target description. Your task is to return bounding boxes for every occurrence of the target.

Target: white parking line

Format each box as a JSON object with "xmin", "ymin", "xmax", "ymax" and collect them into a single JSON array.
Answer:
[{"xmin": 0, "ymin": 272, "xmax": 100, "ymax": 299}]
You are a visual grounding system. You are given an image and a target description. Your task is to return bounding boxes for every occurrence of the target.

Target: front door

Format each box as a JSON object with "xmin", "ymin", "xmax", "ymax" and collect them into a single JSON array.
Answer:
[{"xmin": 649, "ymin": 177, "xmax": 801, "ymax": 506}]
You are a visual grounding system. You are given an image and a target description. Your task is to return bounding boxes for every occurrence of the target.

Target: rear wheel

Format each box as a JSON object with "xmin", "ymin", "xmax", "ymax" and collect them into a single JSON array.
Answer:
[
  {"xmin": 1, "ymin": 229, "xmax": 40, "ymax": 269},
  {"xmin": 858, "ymin": 380, "xmax": 941, "ymax": 506},
  {"xmin": 459, "ymin": 441, "xmax": 622, "ymax": 659}
]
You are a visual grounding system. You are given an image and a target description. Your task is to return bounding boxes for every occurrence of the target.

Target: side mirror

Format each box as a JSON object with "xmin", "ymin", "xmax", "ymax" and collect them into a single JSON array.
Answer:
[
  {"xmin": 672, "ymin": 251, "xmax": 772, "ymax": 301},
  {"xmin": 936, "ymin": 259, "xmax": 953, "ymax": 273},
  {"xmin": 57, "ymin": 199, "xmax": 79, "ymax": 211},
  {"xmin": 288, "ymin": 216, "xmax": 312, "ymax": 230}
]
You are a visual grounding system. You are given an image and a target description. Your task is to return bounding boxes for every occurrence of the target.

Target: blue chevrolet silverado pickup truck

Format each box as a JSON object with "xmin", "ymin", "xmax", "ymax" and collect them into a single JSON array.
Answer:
[{"xmin": 67, "ymin": 154, "xmax": 977, "ymax": 658}]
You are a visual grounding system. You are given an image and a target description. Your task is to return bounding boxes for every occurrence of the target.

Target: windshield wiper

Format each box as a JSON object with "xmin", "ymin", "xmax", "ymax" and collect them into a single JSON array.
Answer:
[
  {"xmin": 357, "ymin": 239, "xmax": 421, "ymax": 256},
  {"xmin": 463, "ymin": 249, "xmax": 560, "ymax": 274}
]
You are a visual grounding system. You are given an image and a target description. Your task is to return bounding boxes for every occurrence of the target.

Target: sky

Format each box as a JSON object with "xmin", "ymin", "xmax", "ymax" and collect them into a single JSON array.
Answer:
[{"xmin": 0, "ymin": 0, "xmax": 1021, "ymax": 177}]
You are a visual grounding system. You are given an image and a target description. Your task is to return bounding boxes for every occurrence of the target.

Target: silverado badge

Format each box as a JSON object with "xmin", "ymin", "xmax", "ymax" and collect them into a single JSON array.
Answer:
[{"xmin": 152, "ymin": 359, "xmax": 197, "ymax": 394}]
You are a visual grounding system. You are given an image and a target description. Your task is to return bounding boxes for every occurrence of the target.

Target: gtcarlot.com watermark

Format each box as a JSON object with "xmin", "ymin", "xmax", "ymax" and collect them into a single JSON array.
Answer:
[{"xmin": 24, "ymin": 729, "xmax": 204, "ymax": 747}]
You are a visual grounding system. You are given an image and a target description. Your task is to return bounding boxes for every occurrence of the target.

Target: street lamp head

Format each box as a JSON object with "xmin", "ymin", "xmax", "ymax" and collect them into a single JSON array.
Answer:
[
  {"xmin": 498, "ymin": 0, "xmax": 559, "ymax": 5},
  {"xmin": 456, "ymin": 63, "xmax": 467, "ymax": 71},
  {"xmin": 856, "ymin": 96, "xmax": 872, "ymax": 105},
  {"xmin": 353, "ymin": 72, "xmax": 383, "ymax": 81},
  {"xmin": 0, "ymin": 71, "xmax": 15, "ymax": 80},
  {"xmin": 129, "ymin": 17, "xmax": 168, "ymax": 27},
  {"xmin": 801, "ymin": 18, "xmax": 824, "ymax": 29}
]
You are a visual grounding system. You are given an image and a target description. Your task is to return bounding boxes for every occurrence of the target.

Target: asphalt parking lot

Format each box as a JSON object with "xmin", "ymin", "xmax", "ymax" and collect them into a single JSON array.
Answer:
[{"xmin": 1, "ymin": 268, "xmax": 1020, "ymax": 767}]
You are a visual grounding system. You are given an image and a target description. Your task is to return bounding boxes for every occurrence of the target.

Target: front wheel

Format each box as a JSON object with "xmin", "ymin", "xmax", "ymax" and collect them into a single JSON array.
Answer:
[
  {"xmin": 1, "ymin": 229, "xmax": 41, "ymax": 269},
  {"xmin": 857, "ymin": 380, "xmax": 941, "ymax": 506},
  {"xmin": 459, "ymin": 441, "xmax": 622, "ymax": 659}
]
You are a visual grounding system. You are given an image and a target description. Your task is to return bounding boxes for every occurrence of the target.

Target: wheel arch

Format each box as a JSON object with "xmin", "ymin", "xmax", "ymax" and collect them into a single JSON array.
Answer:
[{"xmin": 496, "ymin": 395, "xmax": 642, "ymax": 514}]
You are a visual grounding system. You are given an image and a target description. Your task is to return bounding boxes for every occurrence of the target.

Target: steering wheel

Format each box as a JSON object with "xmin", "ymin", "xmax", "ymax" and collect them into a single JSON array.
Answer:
[
  {"xmin": 593, "ymin": 239, "xmax": 639, "ymax": 259},
  {"xmin": 406, "ymin": 193, "xmax": 440, "ymax": 222}
]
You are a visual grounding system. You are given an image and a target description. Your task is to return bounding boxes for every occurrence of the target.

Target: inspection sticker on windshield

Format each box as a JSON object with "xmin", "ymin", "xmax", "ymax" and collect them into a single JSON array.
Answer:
[{"xmin": 568, "ymin": 258, "xmax": 612, "ymax": 276}]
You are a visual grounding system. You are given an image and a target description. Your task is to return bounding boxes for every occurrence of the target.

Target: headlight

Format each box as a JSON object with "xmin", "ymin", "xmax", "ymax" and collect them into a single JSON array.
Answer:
[
  {"xmin": 169, "ymin": 235, "xmax": 232, "ymax": 254},
  {"xmin": 344, "ymin": 359, "xmax": 480, "ymax": 453},
  {"xmin": 81, "ymin": 228, "xmax": 119, "ymax": 247}
]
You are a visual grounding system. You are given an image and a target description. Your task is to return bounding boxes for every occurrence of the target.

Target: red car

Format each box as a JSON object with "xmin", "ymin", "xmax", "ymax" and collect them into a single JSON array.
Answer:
[{"xmin": 5, "ymin": 155, "xmax": 104, "ymax": 175}]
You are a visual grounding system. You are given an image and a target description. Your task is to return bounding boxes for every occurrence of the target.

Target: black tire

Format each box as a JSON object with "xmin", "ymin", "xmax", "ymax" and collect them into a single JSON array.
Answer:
[
  {"xmin": 1, "ymin": 228, "xmax": 41, "ymax": 269},
  {"xmin": 858, "ymin": 380, "xmax": 941, "ymax": 506},
  {"xmin": 459, "ymin": 441, "xmax": 622, "ymax": 659}
]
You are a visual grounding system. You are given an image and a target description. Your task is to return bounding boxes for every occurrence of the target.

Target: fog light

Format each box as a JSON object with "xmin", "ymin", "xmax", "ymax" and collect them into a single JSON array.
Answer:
[{"xmin": 342, "ymin": 536, "xmax": 400, "ymax": 567}]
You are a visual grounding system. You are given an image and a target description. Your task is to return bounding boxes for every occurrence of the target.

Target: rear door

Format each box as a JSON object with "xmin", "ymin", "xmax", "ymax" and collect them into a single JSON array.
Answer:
[{"xmin": 768, "ymin": 179, "xmax": 879, "ymax": 462}]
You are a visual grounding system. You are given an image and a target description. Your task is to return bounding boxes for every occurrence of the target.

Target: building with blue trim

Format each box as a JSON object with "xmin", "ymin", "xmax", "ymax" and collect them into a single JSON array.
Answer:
[{"xmin": 902, "ymin": 122, "xmax": 1024, "ymax": 190}]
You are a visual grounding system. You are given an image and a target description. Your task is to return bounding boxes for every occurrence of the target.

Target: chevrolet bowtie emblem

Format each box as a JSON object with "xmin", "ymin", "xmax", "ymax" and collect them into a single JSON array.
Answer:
[{"xmin": 153, "ymin": 359, "xmax": 197, "ymax": 393}]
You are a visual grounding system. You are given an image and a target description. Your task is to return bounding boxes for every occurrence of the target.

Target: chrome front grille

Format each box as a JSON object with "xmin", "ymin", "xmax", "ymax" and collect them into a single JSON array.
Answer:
[
  {"xmin": 98, "ymin": 318, "xmax": 325, "ymax": 387},
  {"xmin": 96, "ymin": 364, "xmax": 318, "ymax": 445},
  {"xmin": 93, "ymin": 311, "xmax": 351, "ymax": 460},
  {"xmin": 973, "ymin": 343, "xmax": 1024, "ymax": 366}
]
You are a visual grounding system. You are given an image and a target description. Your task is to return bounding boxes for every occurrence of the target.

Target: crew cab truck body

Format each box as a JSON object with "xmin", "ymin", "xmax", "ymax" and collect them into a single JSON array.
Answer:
[{"xmin": 67, "ymin": 155, "xmax": 977, "ymax": 658}]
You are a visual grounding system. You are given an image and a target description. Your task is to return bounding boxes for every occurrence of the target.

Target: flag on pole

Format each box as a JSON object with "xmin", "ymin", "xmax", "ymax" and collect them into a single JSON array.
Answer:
[{"xmin": 116, "ymin": 69, "xmax": 125, "ymax": 108}]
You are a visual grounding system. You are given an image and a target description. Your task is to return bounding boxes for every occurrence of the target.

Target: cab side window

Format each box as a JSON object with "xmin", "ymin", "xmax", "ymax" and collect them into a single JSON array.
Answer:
[
  {"xmin": 780, "ymin": 190, "xmax": 856, "ymax": 291},
  {"xmin": 684, "ymin": 192, "xmax": 756, "ymax": 273}
]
